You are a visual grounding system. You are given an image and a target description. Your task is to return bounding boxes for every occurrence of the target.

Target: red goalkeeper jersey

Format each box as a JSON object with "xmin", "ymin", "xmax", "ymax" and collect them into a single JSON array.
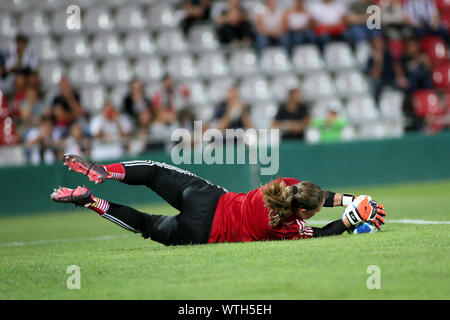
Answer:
[{"xmin": 208, "ymin": 177, "xmax": 313, "ymax": 243}]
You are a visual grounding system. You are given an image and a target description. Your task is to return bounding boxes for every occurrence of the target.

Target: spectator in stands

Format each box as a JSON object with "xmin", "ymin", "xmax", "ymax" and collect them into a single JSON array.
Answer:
[
  {"xmin": 25, "ymin": 116, "xmax": 60, "ymax": 165},
  {"xmin": 18, "ymin": 85, "xmax": 45, "ymax": 138},
  {"xmin": 403, "ymin": 0, "xmax": 450, "ymax": 43},
  {"xmin": 136, "ymin": 107, "xmax": 156, "ymax": 148},
  {"xmin": 310, "ymin": 105, "xmax": 348, "ymax": 143},
  {"xmin": 63, "ymin": 121, "xmax": 91, "ymax": 158},
  {"xmin": 254, "ymin": 0, "xmax": 289, "ymax": 55},
  {"xmin": 122, "ymin": 77, "xmax": 151, "ymax": 121},
  {"xmin": 366, "ymin": 36, "xmax": 408, "ymax": 102},
  {"xmin": 181, "ymin": 0, "xmax": 212, "ymax": 36},
  {"xmin": 399, "ymin": 37, "xmax": 433, "ymax": 92},
  {"xmin": 381, "ymin": 0, "xmax": 407, "ymax": 31},
  {"xmin": 5, "ymin": 34, "xmax": 38, "ymax": 75},
  {"xmin": 152, "ymin": 74, "xmax": 189, "ymax": 125},
  {"xmin": 345, "ymin": 0, "xmax": 382, "ymax": 45},
  {"xmin": 272, "ymin": 88, "xmax": 310, "ymax": 140},
  {"xmin": 10, "ymin": 70, "xmax": 27, "ymax": 120},
  {"xmin": 51, "ymin": 76, "xmax": 83, "ymax": 120},
  {"xmin": 89, "ymin": 101, "xmax": 132, "ymax": 159},
  {"xmin": 283, "ymin": 0, "xmax": 317, "ymax": 54},
  {"xmin": 215, "ymin": 0, "xmax": 253, "ymax": 46},
  {"xmin": 309, "ymin": 0, "xmax": 349, "ymax": 49},
  {"xmin": 213, "ymin": 86, "xmax": 254, "ymax": 131}
]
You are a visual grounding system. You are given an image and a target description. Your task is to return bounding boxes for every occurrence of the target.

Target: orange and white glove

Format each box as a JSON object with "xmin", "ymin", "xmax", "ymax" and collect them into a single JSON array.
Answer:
[{"xmin": 343, "ymin": 195, "xmax": 386, "ymax": 229}]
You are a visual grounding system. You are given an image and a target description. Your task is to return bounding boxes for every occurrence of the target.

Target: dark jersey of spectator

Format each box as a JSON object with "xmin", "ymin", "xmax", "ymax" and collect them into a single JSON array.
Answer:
[
  {"xmin": 213, "ymin": 101, "xmax": 251, "ymax": 129},
  {"xmin": 274, "ymin": 102, "xmax": 309, "ymax": 139}
]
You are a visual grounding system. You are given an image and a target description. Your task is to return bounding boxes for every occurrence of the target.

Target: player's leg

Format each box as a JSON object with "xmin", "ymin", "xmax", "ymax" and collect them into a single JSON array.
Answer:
[{"xmin": 50, "ymin": 186, "xmax": 179, "ymax": 245}]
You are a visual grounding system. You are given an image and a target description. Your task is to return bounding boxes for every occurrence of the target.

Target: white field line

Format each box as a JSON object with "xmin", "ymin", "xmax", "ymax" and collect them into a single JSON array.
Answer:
[
  {"xmin": 0, "ymin": 234, "xmax": 135, "ymax": 248},
  {"xmin": 0, "ymin": 219, "xmax": 449, "ymax": 248}
]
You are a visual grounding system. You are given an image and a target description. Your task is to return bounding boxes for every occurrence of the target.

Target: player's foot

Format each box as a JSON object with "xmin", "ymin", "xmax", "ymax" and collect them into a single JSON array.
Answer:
[
  {"xmin": 63, "ymin": 154, "xmax": 109, "ymax": 184},
  {"xmin": 50, "ymin": 186, "xmax": 94, "ymax": 207}
]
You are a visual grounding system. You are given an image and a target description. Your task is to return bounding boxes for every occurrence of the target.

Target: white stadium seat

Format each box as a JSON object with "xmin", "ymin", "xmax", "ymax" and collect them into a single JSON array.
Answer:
[
  {"xmin": 250, "ymin": 101, "xmax": 278, "ymax": 129},
  {"xmin": 334, "ymin": 70, "xmax": 370, "ymax": 98},
  {"xmin": 240, "ymin": 76, "xmax": 273, "ymax": 104},
  {"xmin": 124, "ymin": 31, "xmax": 156, "ymax": 57},
  {"xmin": 292, "ymin": 45, "xmax": 325, "ymax": 74},
  {"xmin": 134, "ymin": 56, "xmax": 165, "ymax": 82},
  {"xmin": 188, "ymin": 25, "xmax": 219, "ymax": 52},
  {"xmin": 207, "ymin": 78, "xmax": 235, "ymax": 104},
  {"xmin": 59, "ymin": 34, "xmax": 92, "ymax": 61},
  {"xmin": 19, "ymin": 10, "xmax": 50, "ymax": 36},
  {"xmin": 230, "ymin": 49, "xmax": 260, "ymax": 77},
  {"xmin": 92, "ymin": 32, "xmax": 124, "ymax": 58},
  {"xmin": 178, "ymin": 80, "xmax": 209, "ymax": 106},
  {"xmin": 311, "ymin": 99, "xmax": 345, "ymax": 119},
  {"xmin": 301, "ymin": 72, "xmax": 337, "ymax": 101},
  {"xmin": 355, "ymin": 40, "xmax": 372, "ymax": 68},
  {"xmin": 260, "ymin": 47, "xmax": 292, "ymax": 75},
  {"xmin": 198, "ymin": 51, "xmax": 230, "ymax": 79},
  {"xmin": 101, "ymin": 58, "xmax": 134, "ymax": 85},
  {"xmin": 346, "ymin": 95, "xmax": 380, "ymax": 123},
  {"xmin": 156, "ymin": 29, "xmax": 188, "ymax": 55},
  {"xmin": 147, "ymin": 4, "xmax": 178, "ymax": 30},
  {"xmin": 39, "ymin": 62, "xmax": 65, "ymax": 88},
  {"xmin": 80, "ymin": 85, "xmax": 107, "ymax": 114},
  {"xmin": 69, "ymin": 60, "xmax": 101, "ymax": 86},
  {"xmin": 110, "ymin": 84, "xmax": 129, "ymax": 110},
  {"xmin": 324, "ymin": 42, "xmax": 357, "ymax": 71},
  {"xmin": 271, "ymin": 73, "xmax": 300, "ymax": 102},
  {"xmin": 115, "ymin": 5, "xmax": 147, "ymax": 31},
  {"xmin": 166, "ymin": 54, "xmax": 199, "ymax": 80},
  {"xmin": 30, "ymin": 36, "xmax": 59, "ymax": 62},
  {"xmin": 84, "ymin": 6, "xmax": 115, "ymax": 33},
  {"xmin": 0, "ymin": 12, "xmax": 17, "ymax": 38}
]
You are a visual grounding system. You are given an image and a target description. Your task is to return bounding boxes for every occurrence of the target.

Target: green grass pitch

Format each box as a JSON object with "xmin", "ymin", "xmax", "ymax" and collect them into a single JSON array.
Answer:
[{"xmin": 0, "ymin": 180, "xmax": 449, "ymax": 300}]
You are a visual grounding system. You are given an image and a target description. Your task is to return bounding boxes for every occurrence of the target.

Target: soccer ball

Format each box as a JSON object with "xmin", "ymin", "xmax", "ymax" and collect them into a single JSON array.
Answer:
[{"xmin": 348, "ymin": 221, "xmax": 381, "ymax": 234}]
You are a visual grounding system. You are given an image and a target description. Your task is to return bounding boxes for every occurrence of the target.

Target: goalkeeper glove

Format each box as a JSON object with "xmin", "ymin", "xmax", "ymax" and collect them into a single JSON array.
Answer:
[{"xmin": 342, "ymin": 195, "xmax": 386, "ymax": 230}]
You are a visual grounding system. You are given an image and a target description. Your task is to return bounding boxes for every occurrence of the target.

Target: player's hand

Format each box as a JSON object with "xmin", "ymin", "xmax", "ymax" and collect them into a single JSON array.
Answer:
[{"xmin": 342, "ymin": 195, "xmax": 386, "ymax": 229}]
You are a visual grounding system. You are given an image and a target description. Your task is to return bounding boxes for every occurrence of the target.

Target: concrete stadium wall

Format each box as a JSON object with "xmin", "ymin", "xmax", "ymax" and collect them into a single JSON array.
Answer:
[{"xmin": 1, "ymin": 132, "xmax": 449, "ymax": 216}]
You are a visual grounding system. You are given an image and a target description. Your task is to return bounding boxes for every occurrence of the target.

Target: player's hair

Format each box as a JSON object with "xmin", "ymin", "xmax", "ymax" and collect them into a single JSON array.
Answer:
[{"xmin": 262, "ymin": 179, "xmax": 325, "ymax": 227}]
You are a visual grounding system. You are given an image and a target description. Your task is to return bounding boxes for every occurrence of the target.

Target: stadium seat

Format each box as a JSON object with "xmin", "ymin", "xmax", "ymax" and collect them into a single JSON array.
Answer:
[
  {"xmin": 147, "ymin": 3, "xmax": 178, "ymax": 30},
  {"xmin": 198, "ymin": 51, "xmax": 230, "ymax": 79},
  {"xmin": 134, "ymin": 56, "xmax": 165, "ymax": 82},
  {"xmin": 1, "ymin": 0, "xmax": 29, "ymax": 13},
  {"xmin": 334, "ymin": 70, "xmax": 369, "ymax": 98},
  {"xmin": 346, "ymin": 95, "xmax": 379, "ymax": 123},
  {"xmin": 435, "ymin": 0, "xmax": 450, "ymax": 12},
  {"xmin": 413, "ymin": 90, "xmax": 444, "ymax": 117},
  {"xmin": 260, "ymin": 47, "xmax": 292, "ymax": 75},
  {"xmin": 207, "ymin": 78, "xmax": 235, "ymax": 105},
  {"xmin": 250, "ymin": 100, "xmax": 278, "ymax": 129},
  {"xmin": 230, "ymin": 49, "xmax": 260, "ymax": 77},
  {"xmin": 311, "ymin": 98, "xmax": 345, "ymax": 119},
  {"xmin": 59, "ymin": 34, "xmax": 92, "ymax": 61},
  {"xmin": 84, "ymin": 6, "xmax": 115, "ymax": 33},
  {"xmin": 110, "ymin": 84, "xmax": 129, "ymax": 110},
  {"xmin": 432, "ymin": 63, "xmax": 450, "ymax": 88},
  {"xmin": 123, "ymin": 31, "xmax": 156, "ymax": 57},
  {"xmin": 421, "ymin": 36, "xmax": 448, "ymax": 65},
  {"xmin": 355, "ymin": 41, "xmax": 371, "ymax": 68},
  {"xmin": 324, "ymin": 42, "xmax": 357, "ymax": 71},
  {"xmin": 115, "ymin": 5, "xmax": 147, "ymax": 31},
  {"xmin": 270, "ymin": 73, "xmax": 300, "ymax": 102},
  {"xmin": 31, "ymin": 0, "xmax": 64, "ymax": 10},
  {"xmin": 80, "ymin": 85, "xmax": 107, "ymax": 114},
  {"xmin": 188, "ymin": 25, "xmax": 220, "ymax": 52},
  {"xmin": 50, "ymin": 10, "xmax": 75, "ymax": 36},
  {"xmin": 292, "ymin": 45, "xmax": 324, "ymax": 74},
  {"xmin": 177, "ymin": 80, "xmax": 209, "ymax": 106},
  {"xmin": 19, "ymin": 10, "xmax": 50, "ymax": 36},
  {"xmin": 0, "ymin": 12, "xmax": 17, "ymax": 38},
  {"xmin": 388, "ymin": 38, "xmax": 404, "ymax": 60},
  {"xmin": 301, "ymin": 72, "xmax": 337, "ymax": 101},
  {"xmin": 166, "ymin": 54, "xmax": 199, "ymax": 80},
  {"xmin": 156, "ymin": 29, "xmax": 188, "ymax": 55},
  {"xmin": 68, "ymin": 60, "xmax": 101, "ymax": 86},
  {"xmin": 101, "ymin": 58, "xmax": 134, "ymax": 85},
  {"xmin": 39, "ymin": 62, "xmax": 65, "ymax": 88},
  {"xmin": 239, "ymin": 76, "xmax": 273, "ymax": 104},
  {"xmin": 0, "ymin": 117, "xmax": 18, "ymax": 146},
  {"xmin": 30, "ymin": 36, "xmax": 59, "ymax": 62},
  {"xmin": 358, "ymin": 121, "xmax": 388, "ymax": 139},
  {"xmin": 379, "ymin": 89, "xmax": 405, "ymax": 120},
  {"xmin": 92, "ymin": 32, "xmax": 124, "ymax": 58}
]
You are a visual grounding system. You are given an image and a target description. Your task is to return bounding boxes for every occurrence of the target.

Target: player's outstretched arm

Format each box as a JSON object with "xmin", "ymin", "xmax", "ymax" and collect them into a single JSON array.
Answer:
[
  {"xmin": 310, "ymin": 217, "xmax": 352, "ymax": 238},
  {"xmin": 323, "ymin": 191, "xmax": 356, "ymax": 207}
]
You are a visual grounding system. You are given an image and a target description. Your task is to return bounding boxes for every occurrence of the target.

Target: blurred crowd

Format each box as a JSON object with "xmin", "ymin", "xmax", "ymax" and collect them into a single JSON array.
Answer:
[{"xmin": 1, "ymin": 0, "xmax": 450, "ymax": 165}]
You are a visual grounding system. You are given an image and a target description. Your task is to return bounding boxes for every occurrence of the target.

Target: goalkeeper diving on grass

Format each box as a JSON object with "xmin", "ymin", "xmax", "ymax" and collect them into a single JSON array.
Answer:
[{"xmin": 51, "ymin": 154, "xmax": 386, "ymax": 246}]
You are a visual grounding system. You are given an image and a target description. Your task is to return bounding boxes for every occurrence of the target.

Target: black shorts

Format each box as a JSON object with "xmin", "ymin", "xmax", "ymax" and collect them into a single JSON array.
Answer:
[{"xmin": 121, "ymin": 161, "xmax": 227, "ymax": 246}]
